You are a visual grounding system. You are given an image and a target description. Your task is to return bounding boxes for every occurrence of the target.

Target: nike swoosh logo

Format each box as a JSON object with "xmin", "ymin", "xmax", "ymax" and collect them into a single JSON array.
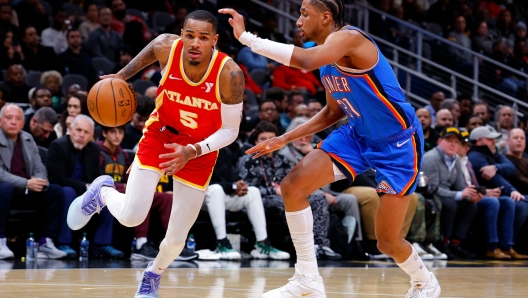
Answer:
[
  {"xmin": 169, "ymin": 74, "xmax": 182, "ymax": 80},
  {"xmin": 396, "ymin": 139, "xmax": 411, "ymax": 147},
  {"xmin": 302, "ymin": 292, "xmax": 314, "ymax": 296}
]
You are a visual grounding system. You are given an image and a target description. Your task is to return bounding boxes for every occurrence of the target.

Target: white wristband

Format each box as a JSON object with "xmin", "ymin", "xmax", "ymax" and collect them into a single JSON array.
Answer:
[
  {"xmin": 239, "ymin": 31, "xmax": 294, "ymax": 66},
  {"xmin": 187, "ymin": 144, "xmax": 198, "ymax": 158}
]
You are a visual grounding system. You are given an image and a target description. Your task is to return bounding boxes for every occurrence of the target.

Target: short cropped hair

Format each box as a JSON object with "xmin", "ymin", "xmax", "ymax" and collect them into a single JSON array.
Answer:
[
  {"xmin": 33, "ymin": 107, "xmax": 58, "ymax": 126},
  {"xmin": 135, "ymin": 95, "xmax": 155, "ymax": 117},
  {"xmin": 184, "ymin": 10, "xmax": 218, "ymax": 33}
]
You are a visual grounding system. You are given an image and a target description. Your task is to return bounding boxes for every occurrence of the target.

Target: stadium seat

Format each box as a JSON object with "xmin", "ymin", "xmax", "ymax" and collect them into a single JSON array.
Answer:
[
  {"xmin": 62, "ymin": 74, "xmax": 88, "ymax": 95},
  {"xmin": 92, "ymin": 57, "xmax": 115, "ymax": 76},
  {"xmin": 62, "ymin": 2, "xmax": 84, "ymax": 17},
  {"xmin": 132, "ymin": 79, "xmax": 156, "ymax": 95},
  {"xmin": 249, "ymin": 69, "xmax": 268, "ymax": 87},
  {"xmin": 126, "ymin": 8, "xmax": 147, "ymax": 23},
  {"xmin": 152, "ymin": 11, "xmax": 175, "ymax": 33},
  {"xmin": 25, "ymin": 71, "xmax": 42, "ymax": 88},
  {"xmin": 1, "ymin": 69, "xmax": 6, "ymax": 80}
]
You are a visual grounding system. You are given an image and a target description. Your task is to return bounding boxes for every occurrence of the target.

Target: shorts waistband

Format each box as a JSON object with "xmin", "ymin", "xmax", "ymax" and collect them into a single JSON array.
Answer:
[{"xmin": 367, "ymin": 123, "xmax": 420, "ymax": 145}]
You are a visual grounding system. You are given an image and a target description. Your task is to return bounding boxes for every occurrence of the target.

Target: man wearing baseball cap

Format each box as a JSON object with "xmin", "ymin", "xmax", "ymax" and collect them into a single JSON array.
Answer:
[
  {"xmin": 423, "ymin": 127, "xmax": 479, "ymax": 259},
  {"xmin": 457, "ymin": 130, "xmax": 526, "ymax": 259},
  {"xmin": 468, "ymin": 126, "xmax": 528, "ymax": 258}
]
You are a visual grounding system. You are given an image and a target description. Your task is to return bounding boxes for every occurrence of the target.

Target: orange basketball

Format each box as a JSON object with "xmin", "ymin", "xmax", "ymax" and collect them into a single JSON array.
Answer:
[{"xmin": 87, "ymin": 78, "xmax": 137, "ymax": 127}]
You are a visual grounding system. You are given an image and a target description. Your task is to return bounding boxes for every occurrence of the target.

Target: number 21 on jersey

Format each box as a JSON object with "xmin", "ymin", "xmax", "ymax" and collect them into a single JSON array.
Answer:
[
  {"xmin": 337, "ymin": 98, "xmax": 361, "ymax": 119},
  {"xmin": 180, "ymin": 110, "xmax": 198, "ymax": 129}
]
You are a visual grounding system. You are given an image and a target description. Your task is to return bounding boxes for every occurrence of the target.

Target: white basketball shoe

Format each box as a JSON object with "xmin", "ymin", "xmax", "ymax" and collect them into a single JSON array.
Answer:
[
  {"xmin": 261, "ymin": 264, "xmax": 326, "ymax": 298},
  {"xmin": 405, "ymin": 272, "xmax": 441, "ymax": 298}
]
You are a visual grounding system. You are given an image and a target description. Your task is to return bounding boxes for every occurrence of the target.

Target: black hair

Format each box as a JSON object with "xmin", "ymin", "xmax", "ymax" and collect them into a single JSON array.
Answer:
[
  {"xmin": 52, "ymin": 7, "xmax": 67, "ymax": 17},
  {"xmin": 66, "ymin": 28, "xmax": 80, "ymax": 38},
  {"xmin": 310, "ymin": 0, "xmax": 346, "ymax": 28},
  {"xmin": 265, "ymin": 87, "xmax": 287, "ymax": 102},
  {"xmin": 307, "ymin": 98, "xmax": 320, "ymax": 104},
  {"xmin": 259, "ymin": 99, "xmax": 277, "ymax": 112},
  {"xmin": 183, "ymin": 10, "xmax": 218, "ymax": 33},
  {"xmin": 59, "ymin": 92, "xmax": 88, "ymax": 134},
  {"xmin": 102, "ymin": 125, "xmax": 126, "ymax": 133},
  {"xmin": 136, "ymin": 95, "xmax": 155, "ymax": 117},
  {"xmin": 253, "ymin": 121, "xmax": 279, "ymax": 140},
  {"xmin": 32, "ymin": 87, "xmax": 51, "ymax": 99},
  {"xmin": 288, "ymin": 90, "xmax": 303, "ymax": 104}
]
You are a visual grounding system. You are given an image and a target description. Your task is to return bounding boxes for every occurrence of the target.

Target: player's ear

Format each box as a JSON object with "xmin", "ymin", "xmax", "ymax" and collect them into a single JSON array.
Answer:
[
  {"xmin": 212, "ymin": 33, "xmax": 219, "ymax": 47},
  {"xmin": 322, "ymin": 11, "xmax": 331, "ymax": 26}
]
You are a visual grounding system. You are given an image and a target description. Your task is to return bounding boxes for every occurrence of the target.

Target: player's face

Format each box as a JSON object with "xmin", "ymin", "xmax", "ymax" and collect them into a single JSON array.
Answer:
[
  {"xmin": 103, "ymin": 128, "xmax": 125, "ymax": 147},
  {"xmin": 296, "ymin": 1, "xmax": 322, "ymax": 42},
  {"xmin": 181, "ymin": 20, "xmax": 218, "ymax": 66}
]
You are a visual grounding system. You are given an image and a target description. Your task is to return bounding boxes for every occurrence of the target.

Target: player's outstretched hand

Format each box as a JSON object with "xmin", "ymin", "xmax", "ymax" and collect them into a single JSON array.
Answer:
[
  {"xmin": 218, "ymin": 8, "xmax": 245, "ymax": 39},
  {"xmin": 246, "ymin": 136, "xmax": 287, "ymax": 159},
  {"xmin": 99, "ymin": 73, "xmax": 125, "ymax": 80},
  {"xmin": 159, "ymin": 143, "xmax": 194, "ymax": 175}
]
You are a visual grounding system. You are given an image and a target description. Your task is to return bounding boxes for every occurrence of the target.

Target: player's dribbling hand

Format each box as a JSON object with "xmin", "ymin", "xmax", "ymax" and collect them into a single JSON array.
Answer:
[
  {"xmin": 246, "ymin": 136, "xmax": 288, "ymax": 159},
  {"xmin": 99, "ymin": 73, "xmax": 126, "ymax": 81},
  {"xmin": 159, "ymin": 143, "xmax": 194, "ymax": 175},
  {"xmin": 218, "ymin": 8, "xmax": 245, "ymax": 39}
]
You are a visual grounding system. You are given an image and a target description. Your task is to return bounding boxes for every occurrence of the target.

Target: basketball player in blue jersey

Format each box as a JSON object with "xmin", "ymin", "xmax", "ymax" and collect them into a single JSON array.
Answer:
[{"xmin": 220, "ymin": 1, "xmax": 440, "ymax": 298}]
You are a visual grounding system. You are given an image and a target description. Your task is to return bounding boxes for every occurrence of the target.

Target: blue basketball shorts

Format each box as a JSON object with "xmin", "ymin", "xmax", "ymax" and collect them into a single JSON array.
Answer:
[{"xmin": 317, "ymin": 123, "xmax": 424, "ymax": 196}]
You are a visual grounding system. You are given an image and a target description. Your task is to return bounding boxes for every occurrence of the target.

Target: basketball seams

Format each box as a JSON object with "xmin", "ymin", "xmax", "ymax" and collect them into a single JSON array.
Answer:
[
  {"xmin": 94, "ymin": 79, "xmax": 107, "ymax": 126},
  {"xmin": 110, "ymin": 79, "xmax": 117, "ymax": 127},
  {"xmin": 119, "ymin": 80, "xmax": 136, "ymax": 123}
]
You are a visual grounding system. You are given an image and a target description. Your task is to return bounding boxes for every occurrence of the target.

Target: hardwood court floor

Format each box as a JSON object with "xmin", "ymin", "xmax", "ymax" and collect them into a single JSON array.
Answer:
[{"xmin": 1, "ymin": 263, "xmax": 527, "ymax": 297}]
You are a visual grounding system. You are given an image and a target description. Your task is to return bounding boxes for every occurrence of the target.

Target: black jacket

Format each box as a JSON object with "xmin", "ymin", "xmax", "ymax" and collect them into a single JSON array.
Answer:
[
  {"xmin": 46, "ymin": 135, "xmax": 101, "ymax": 195},
  {"xmin": 210, "ymin": 147, "xmax": 238, "ymax": 195}
]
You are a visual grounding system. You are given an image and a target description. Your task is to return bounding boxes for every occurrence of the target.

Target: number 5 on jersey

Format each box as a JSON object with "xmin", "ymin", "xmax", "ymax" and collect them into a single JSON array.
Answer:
[{"xmin": 180, "ymin": 110, "xmax": 198, "ymax": 129}]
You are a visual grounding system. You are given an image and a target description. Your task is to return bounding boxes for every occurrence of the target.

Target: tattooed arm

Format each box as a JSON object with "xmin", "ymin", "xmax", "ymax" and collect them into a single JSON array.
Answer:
[
  {"xmin": 101, "ymin": 34, "xmax": 180, "ymax": 81},
  {"xmin": 219, "ymin": 59, "xmax": 245, "ymax": 105}
]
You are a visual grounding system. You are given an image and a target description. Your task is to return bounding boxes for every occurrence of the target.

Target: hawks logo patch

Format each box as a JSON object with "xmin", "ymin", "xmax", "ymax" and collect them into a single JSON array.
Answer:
[{"xmin": 376, "ymin": 180, "xmax": 396, "ymax": 194}]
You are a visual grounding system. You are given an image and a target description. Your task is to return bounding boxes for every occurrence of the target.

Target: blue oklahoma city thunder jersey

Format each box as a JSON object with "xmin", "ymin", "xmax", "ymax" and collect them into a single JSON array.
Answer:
[{"xmin": 320, "ymin": 26, "xmax": 417, "ymax": 140}]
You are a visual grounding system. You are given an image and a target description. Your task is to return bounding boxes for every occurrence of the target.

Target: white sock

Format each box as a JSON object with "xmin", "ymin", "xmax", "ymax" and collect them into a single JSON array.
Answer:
[
  {"xmin": 136, "ymin": 237, "xmax": 147, "ymax": 250},
  {"xmin": 397, "ymin": 245, "xmax": 431, "ymax": 283},
  {"xmin": 100, "ymin": 186, "xmax": 116, "ymax": 205},
  {"xmin": 147, "ymin": 263, "xmax": 165, "ymax": 275},
  {"xmin": 285, "ymin": 206, "xmax": 319, "ymax": 276}
]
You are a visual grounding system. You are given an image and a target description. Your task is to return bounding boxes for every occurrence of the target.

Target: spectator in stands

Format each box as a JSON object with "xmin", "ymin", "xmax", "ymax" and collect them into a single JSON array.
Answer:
[
  {"xmin": 0, "ymin": 4, "xmax": 17, "ymax": 38},
  {"xmin": 14, "ymin": 0, "xmax": 49, "ymax": 34},
  {"xmin": 424, "ymin": 91, "xmax": 445, "ymax": 125},
  {"xmin": 513, "ymin": 39, "xmax": 528, "ymax": 72},
  {"xmin": 203, "ymin": 146, "xmax": 290, "ymax": 260},
  {"xmin": 440, "ymin": 99, "xmax": 461, "ymax": 127},
  {"xmin": 144, "ymin": 86, "xmax": 157, "ymax": 100},
  {"xmin": 236, "ymin": 36, "xmax": 269, "ymax": 73},
  {"xmin": 496, "ymin": 106, "xmax": 515, "ymax": 145},
  {"xmin": 423, "ymin": 127, "xmax": 479, "ymax": 259},
  {"xmin": 496, "ymin": 9, "xmax": 516, "ymax": 48},
  {"xmin": 457, "ymin": 95, "xmax": 473, "ymax": 128},
  {"xmin": 434, "ymin": 109, "xmax": 453, "ymax": 133},
  {"xmin": 0, "ymin": 104, "xmax": 66, "ymax": 259},
  {"xmin": 5, "ymin": 64, "xmax": 30, "ymax": 103},
  {"xmin": 47, "ymin": 115, "xmax": 124, "ymax": 258},
  {"xmin": 468, "ymin": 126, "xmax": 528, "ymax": 254},
  {"xmin": 271, "ymin": 30, "xmax": 324, "ymax": 96},
  {"xmin": 265, "ymin": 87, "xmax": 288, "ymax": 115},
  {"xmin": 39, "ymin": 70, "xmax": 63, "ymax": 108},
  {"xmin": 280, "ymin": 91, "xmax": 304, "ymax": 129},
  {"xmin": 59, "ymin": 29, "xmax": 98, "ymax": 86},
  {"xmin": 246, "ymin": 99, "xmax": 284, "ymax": 135},
  {"xmin": 164, "ymin": 6, "xmax": 188, "ymax": 35},
  {"xmin": 506, "ymin": 129, "xmax": 528, "ymax": 194},
  {"xmin": 121, "ymin": 95, "xmax": 154, "ymax": 150},
  {"xmin": 239, "ymin": 122, "xmax": 341, "ymax": 259},
  {"xmin": 465, "ymin": 114, "xmax": 483, "ymax": 133},
  {"xmin": 110, "ymin": 0, "xmax": 151, "ymax": 42},
  {"xmin": 40, "ymin": 8, "xmax": 69, "ymax": 55},
  {"xmin": 307, "ymin": 99, "xmax": 331, "ymax": 140},
  {"xmin": 514, "ymin": 22, "xmax": 527, "ymax": 45},
  {"xmin": 472, "ymin": 21, "xmax": 494, "ymax": 56},
  {"xmin": 293, "ymin": 104, "xmax": 310, "ymax": 119},
  {"xmin": 457, "ymin": 130, "xmax": 522, "ymax": 259},
  {"xmin": 491, "ymin": 39, "xmax": 526, "ymax": 97},
  {"xmin": 426, "ymin": 0, "xmax": 455, "ymax": 34},
  {"xmin": 23, "ymin": 87, "xmax": 51, "ymax": 121},
  {"xmin": 55, "ymin": 92, "xmax": 88, "ymax": 138},
  {"xmin": 257, "ymin": 12, "xmax": 286, "ymax": 43},
  {"xmin": 448, "ymin": 15, "xmax": 473, "ymax": 71},
  {"xmin": 0, "ymin": 29, "xmax": 24, "ymax": 70},
  {"xmin": 24, "ymin": 107, "xmax": 57, "ymax": 148},
  {"xmin": 111, "ymin": 46, "xmax": 141, "ymax": 83},
  {"xmin": 416, "ymin": 108, "xmax": 438, "ymax": 152},
  {"xmin": 0, "ymin": 82, "xmax": 10, "ymax": 109},
  {"xmin": 473, "ymin": 102, "xmax": 495, "ymax": 129},
  {"xmin": 78, "ymin": 4, "xmax": 99, "ymax": 41},
  {"xmin": 88, "ymin": 7, "xmax": 123, "ymax": 62},
  {"xmin": 20, "ymin": 26, "xmax": 59, "ymax": 72}
]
